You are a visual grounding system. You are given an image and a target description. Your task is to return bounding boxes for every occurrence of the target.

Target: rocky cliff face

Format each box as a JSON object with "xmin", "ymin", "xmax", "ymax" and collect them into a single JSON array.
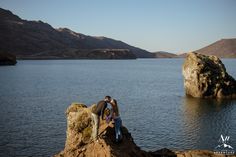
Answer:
[
  {"xmin": 182, "ymin": 52, "xmax": 236, "ymax": 98},
  {"xmin": 0, "ymin": 51, "xmax": 17, "ymax": 65},
  {"xmin": 54, "ymin": 103, "xmax": 231, "ymax": 157}
]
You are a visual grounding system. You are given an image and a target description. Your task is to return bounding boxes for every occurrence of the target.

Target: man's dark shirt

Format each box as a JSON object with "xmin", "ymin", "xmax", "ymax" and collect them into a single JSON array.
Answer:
[{"xmin": 92, "ymin": 100, "xmax": 107, "ymax": 119}]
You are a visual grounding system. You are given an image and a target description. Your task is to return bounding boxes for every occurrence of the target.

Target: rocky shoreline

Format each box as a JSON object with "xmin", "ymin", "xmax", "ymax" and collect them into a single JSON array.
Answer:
[{"xmin": 54, "ymin": 103, "xmax": 235, "ymax": 157}]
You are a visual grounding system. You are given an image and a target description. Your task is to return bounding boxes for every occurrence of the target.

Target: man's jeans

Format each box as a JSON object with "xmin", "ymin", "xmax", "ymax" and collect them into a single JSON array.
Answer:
[
  {"xmin": 114, "ymin": 117, "xmax": 122, "ymax": 141},
  {"xmin": 91, "ymin": 113, "xmax": 99, "ymax": 140}
]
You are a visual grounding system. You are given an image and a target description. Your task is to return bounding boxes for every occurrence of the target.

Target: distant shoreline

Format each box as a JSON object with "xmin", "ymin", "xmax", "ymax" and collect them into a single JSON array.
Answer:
[{"xmin": 15, "ymin": 57, "xmax": 236, "ymax": 60}]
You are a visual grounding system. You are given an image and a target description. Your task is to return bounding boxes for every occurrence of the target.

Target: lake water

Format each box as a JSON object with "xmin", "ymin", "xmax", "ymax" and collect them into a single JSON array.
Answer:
[{"xmin": 0, "ymin": 59, "xmax": 236, "ymax": 157}]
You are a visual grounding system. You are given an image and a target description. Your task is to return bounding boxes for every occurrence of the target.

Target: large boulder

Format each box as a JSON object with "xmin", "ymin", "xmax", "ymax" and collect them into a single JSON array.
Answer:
[{"xmin": 182, "ymin": 52, "xmax": 236, "ymax": 98}]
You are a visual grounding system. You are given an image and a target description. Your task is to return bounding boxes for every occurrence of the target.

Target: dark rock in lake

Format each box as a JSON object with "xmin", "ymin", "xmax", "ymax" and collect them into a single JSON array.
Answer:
[
  {"xmin": 0, "ymin": 51, "xmax": 17, "ymax": 65},
  {"xmin": 182, "ymin": 52, "xmax": 236, "ymax": 98}
]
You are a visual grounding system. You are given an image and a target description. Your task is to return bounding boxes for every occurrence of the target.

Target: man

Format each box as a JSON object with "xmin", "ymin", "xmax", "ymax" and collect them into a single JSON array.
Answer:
[
  {"xmin": 91, "ymin": 96, "xmax": 110, "ymax": 141},
  {"xmin": 109, "ymin": 97, "xmax": 123, "ymax": 143}
]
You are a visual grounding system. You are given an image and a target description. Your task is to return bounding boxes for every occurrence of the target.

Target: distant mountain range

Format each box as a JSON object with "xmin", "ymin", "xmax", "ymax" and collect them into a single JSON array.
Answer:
[
  {"xmin": 194, "ymin": 39, "xmax": 236, "ymax": 58},
  {"xmin": 153, "ymin": 51, "xmax": 179, "ymax": 58},
  {"xmin": 179, "ymin": 39, "xmax": 236, "ymax": 58},
  {"xmin": 0, "ymin": 8, "xmax": 152, "ymax": 59},
  {"xmin": 0, "ymin": 8, "xmax": 235, "ymax": 60}
]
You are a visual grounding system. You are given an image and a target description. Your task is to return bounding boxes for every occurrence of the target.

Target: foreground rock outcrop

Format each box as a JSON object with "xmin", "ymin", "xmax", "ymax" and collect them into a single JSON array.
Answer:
[
  {"xmin": 55, "ymin": 103, "xmax": 148, "ymax": 157},
  {"xmin": 0, "ymin": 51, "xmax": 17, "ymax": 65},
  {"xmin": 182, "ymin": 52, "xmax": 236, "ymax": 98},
  {"xmin": 54, "ymin": 103, "xmax": 234, "ymax": 157}
]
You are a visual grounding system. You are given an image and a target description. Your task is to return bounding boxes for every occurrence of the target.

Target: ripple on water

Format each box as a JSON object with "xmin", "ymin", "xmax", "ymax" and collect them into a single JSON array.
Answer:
[{"xmin": 0, "ymin": 59, "xmax": 236, "ymax": 156}]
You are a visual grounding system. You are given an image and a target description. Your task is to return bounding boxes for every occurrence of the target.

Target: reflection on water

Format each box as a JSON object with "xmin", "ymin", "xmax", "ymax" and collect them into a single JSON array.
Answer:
[
  {"xmin": 181, "ymin": 97, "xmax": 236, "ymax": 150},
  {"xmin": 0, "ymin": 59, "xmax": 235, "ymax": 156}
]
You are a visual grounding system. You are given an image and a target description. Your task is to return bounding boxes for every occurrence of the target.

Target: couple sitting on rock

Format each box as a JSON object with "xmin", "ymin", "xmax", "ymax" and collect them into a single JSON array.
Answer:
[{"xmin": 91, "ymin": 96, "xmax": 122, "ymax": 143}]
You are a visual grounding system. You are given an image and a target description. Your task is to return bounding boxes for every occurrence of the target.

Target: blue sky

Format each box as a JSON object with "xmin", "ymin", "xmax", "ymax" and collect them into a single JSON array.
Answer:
[{"xmin": 1, "ymin": 0, "xmax": 236, "ymax": 53}]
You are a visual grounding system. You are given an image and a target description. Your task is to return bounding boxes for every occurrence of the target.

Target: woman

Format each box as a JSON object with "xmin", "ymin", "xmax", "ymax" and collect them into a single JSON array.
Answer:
[{"xmin": 109, "ymin": 97, "xmax": 123, "ymax": 143}]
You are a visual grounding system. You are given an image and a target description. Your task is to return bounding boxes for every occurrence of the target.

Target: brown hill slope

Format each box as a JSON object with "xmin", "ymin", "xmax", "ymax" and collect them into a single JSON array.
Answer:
[
  {"xmin": 0, "ymin": 8, "xmax": 153, "ymax": 59},
  {"xmin": 194, "ymin": 39, "xmax": 236, "ymax": 58},
  {"xmin": 153, "ymin": 51, "xmax": 179, "ymax": 58}
]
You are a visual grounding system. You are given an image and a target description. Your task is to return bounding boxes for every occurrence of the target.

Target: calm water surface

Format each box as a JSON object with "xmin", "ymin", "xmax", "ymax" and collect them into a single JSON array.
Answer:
[{"xmin": 0, "ymin": 59, "xmax": 236, "ymax": 156}]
